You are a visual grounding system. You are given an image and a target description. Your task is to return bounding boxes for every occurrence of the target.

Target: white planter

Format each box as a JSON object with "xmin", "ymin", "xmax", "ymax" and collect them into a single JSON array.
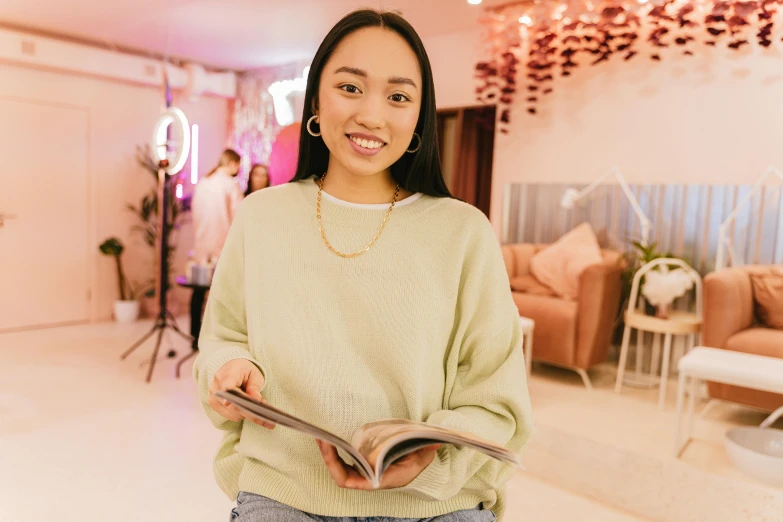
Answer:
[{"xmin": 114, "ymin": 300, "xmax": 140, "ymax": 323}]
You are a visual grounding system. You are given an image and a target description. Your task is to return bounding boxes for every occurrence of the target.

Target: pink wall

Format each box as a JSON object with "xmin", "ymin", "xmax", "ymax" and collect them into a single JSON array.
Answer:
[
  {"xmin": 424, "ymin": 29, "xmax": 783, "ymax": 238},
  {"xmin": 0, "ymin": 63, "xmax": 231, "ymax": 321}
]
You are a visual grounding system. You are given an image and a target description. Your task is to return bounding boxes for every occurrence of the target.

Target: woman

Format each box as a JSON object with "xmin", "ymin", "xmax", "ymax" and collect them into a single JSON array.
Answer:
[
  {"xmin": 244, "ymin": 163, "xmax": 270, "ymax": 197},
  {"xmin": 189, "ymin": 148, "xmax": 242, "ymax": 349},
  {"xmin": 194, "ymin": 9, "xmax": 532, "ymax": 522}
]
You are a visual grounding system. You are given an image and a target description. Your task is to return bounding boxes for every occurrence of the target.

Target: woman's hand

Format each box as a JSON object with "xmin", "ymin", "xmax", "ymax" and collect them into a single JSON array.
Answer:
[
  {"xmin": 208, "ymin": 359, "xmax": 275, "ymax": 429},
  {"xmin": 316, "ymin": 440, "xmax": 441, "ymax": 490}
]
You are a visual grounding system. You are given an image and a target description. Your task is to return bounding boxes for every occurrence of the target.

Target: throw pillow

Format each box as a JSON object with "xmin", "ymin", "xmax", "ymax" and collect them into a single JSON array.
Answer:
[{"xmin": 529, "ymin": 222, "xmax": 603, "ymax": 300}]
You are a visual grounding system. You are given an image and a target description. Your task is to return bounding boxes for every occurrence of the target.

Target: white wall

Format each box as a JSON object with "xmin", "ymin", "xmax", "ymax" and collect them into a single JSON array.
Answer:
[
  {"xmin": 424, "ymin": 28, "xmax": 783, "ymax": 238},
  {"xmin": 0, "ymin": 63, "xmax": 230, "ymax": 322}
]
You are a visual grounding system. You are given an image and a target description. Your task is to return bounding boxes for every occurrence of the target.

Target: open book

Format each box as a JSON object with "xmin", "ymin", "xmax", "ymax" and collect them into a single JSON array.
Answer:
[{"xmin": 215, "ymin": 388, "xmax": 521, "ymax": 489}]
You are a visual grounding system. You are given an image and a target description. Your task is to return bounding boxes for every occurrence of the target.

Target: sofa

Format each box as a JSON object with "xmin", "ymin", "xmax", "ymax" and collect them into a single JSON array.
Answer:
[
  {"xmin": 703, "ymin": 266, "xmax": 783, "ymax": 411},
  {"xmin": 501, "ymin": 243, "xmax": 624, "ymax": 381}
]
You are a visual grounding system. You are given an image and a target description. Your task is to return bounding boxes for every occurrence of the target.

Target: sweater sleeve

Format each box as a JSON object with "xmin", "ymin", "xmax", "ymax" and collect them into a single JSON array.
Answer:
[
  {"xmin": 400, "ymin": 216, "xmax": 534, "ymax": 501},
  {"xmin": 192, "ymin": 203, "xmax": 267, "ymax": 431}
]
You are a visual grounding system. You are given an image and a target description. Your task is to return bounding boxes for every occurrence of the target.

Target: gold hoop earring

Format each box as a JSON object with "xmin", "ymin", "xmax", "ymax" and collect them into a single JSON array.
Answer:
[
  {"xmin": 307, "ymin": 115, "xmax": 321, "ymax": 137},
  {"xmin": 406, "ymin": 133, "xmax": 421, "ymax": 153}
]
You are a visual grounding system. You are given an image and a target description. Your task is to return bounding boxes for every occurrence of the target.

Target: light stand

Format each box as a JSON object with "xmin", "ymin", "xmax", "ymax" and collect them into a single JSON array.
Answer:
[
  {"xmin": 121, "ymin": 105, "xmax": 192, "ymax": 382},
  {"xmin": 560, "ymin": 166, "xmax": 652, "ymax": 247},
  {"xmin": 120, "ymin": 159, "xmax": 192, "ymax": 382},
  {"xmin": 715, "ymin": 165, "xmax": 783, "ymax": 271}
]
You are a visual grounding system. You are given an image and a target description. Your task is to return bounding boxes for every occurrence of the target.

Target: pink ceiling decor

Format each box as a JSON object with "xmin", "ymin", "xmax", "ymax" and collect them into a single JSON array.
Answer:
[
  {"xmin": 475, "ymin": 0, "xmax": 783, "ymax": 126},
  {"xmin": 268, "ymin": 122, "xmax": 301, "ymax": 187}
]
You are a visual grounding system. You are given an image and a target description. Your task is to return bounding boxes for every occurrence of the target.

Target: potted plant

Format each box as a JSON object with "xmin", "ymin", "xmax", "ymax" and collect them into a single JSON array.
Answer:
[
  {"xmin": 127, "ymin": 145, "xmax": 191, "ymax": 316},
  {"xmin": 98, "ymin": 237, "xmax": 149, "ymax": 323},
  {"xmin": 619, "ymin": 240, "xmax": 691, "ymax": 317}
]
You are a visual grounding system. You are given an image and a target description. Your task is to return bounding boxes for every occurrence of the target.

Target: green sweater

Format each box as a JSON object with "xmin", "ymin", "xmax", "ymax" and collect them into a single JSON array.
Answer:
[{"xmin": 193, "ymin": 179, "xmax": 533, "ymax": 519}]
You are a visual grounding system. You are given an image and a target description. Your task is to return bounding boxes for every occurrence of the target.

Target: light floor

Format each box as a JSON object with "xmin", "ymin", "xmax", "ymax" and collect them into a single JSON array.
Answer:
[
  {"xmin": 528, "ymin": 359, "xmax": 783, "ymax": 487},
  {"xmin": 1, "ymin": 318, "xmax": 731, "ymax": 522}
]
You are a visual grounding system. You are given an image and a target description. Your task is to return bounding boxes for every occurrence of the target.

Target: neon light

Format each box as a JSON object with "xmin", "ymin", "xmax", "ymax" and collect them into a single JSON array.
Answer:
[{"xmin": 191, "ymin": 124, "xmax": 199, "ymax": 184}]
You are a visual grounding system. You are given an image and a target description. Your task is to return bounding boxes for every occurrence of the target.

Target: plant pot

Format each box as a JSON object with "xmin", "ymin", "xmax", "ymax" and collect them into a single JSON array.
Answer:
[{"xmin": 114, "ymin": 300, "xmax": 140, "ymax": 323}]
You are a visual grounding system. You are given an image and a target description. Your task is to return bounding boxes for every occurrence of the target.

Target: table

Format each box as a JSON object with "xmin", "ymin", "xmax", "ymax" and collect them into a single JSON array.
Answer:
[
  {"xmin": 175, "ymin": 275, "xmax": 210, "ymax": 378},
  {"xmin": 616, "ymin": 309, "xmax": 701, "ymax": 409},
  {"xmin": 673, "ymin": 346, "xmax": 783, "ymax": 457},
  {"xmin": 519, "ymin": 316, "xmax": 535, "ymax": 377}
]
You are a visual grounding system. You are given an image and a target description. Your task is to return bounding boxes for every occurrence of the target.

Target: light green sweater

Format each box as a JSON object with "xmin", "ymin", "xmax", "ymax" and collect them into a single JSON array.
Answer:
[{"xmin": 193, "ymin": 178, "xmax": 533, "ymax": 519}]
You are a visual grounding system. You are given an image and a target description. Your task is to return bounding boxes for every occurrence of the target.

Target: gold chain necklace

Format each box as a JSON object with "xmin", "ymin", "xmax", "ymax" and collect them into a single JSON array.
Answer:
[{"xmin": 316, "ymin": 174, "xmax": 400, "ymax": 258}]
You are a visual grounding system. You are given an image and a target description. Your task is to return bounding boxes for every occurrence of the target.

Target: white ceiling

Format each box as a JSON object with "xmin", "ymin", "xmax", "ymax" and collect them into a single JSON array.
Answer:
[{"xmin": 0, "ymin": 0, "xmax": 507, "ymax": 71}]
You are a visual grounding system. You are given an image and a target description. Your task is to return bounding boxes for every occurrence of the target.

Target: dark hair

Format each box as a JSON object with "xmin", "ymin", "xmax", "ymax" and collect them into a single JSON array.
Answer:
[
  {"xmin": 290, "ymin": 9, "xmax": 452, "ymax": 198},
  {"xmin": 244, "ymin": 163, "xmax": 269, "ymax": 197},
  {"xmin": 207, "ymin": 149, "xmax": 241, "ymax": 178}
]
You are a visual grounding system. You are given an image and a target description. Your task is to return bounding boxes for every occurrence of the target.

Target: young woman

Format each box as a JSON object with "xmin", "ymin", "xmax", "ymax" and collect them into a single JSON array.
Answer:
[
  {"xmin": 189, "ymin": 148, "xmax": 242, "ymax": 348},
  {"xmin": 244, "ymin": 163, "xmax": 270, "ymax": 197},
  {"xmin": 194, "ymin": 9, "xmax": 532, "ymax": 522}
]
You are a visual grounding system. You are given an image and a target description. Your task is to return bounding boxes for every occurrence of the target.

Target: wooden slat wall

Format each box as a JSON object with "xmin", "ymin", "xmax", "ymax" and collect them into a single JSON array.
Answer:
[{"xmin": 502, "ymin": 183, "xmax": 783, "ymax": 271}]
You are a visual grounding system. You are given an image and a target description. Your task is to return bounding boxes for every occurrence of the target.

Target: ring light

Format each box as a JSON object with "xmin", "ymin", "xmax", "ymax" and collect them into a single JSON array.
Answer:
[{"xmin": 152, "ymin": 107, "xmax": 191, "ymax": 175}]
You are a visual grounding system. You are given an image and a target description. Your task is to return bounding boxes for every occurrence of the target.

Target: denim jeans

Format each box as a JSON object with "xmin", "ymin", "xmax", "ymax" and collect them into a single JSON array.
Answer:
[{"xmin": 229, "ymin": 492, "xmax": 497, "ymax": 522}]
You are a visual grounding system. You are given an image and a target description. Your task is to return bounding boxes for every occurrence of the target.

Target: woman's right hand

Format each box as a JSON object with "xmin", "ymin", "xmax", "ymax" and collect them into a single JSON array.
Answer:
[{"xmin": 208, "ymin": 359, "xmax": 275, "ymax": 429}]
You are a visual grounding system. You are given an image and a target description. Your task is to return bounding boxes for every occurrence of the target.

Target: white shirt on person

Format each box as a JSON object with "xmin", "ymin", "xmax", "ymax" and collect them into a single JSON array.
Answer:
[{"xmin": 191, "ymin": 170, "xmax": 242, "ymax": 263}]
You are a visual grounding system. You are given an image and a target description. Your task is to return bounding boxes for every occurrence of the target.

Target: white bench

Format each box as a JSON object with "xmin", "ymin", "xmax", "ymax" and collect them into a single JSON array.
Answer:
[{"xmin": 673, "ymin": 346, "xmax": 783, "ymax": 457}]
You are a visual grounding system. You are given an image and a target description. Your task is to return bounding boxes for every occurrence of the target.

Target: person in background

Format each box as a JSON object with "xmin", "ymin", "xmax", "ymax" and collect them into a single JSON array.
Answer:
[
  {"xmin": 189, "ymin": 148, "xmax": 242, "ymax": 349},
  {"xmin": 244, "ymin": 163, "xmax": 270, "ymax": 197}
]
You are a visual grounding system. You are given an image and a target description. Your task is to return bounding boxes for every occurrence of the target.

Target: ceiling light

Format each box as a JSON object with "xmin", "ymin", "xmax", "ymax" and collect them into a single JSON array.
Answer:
[{"xmin": 468, "ymin": 0, "xmax": 482, "ymax": 5}]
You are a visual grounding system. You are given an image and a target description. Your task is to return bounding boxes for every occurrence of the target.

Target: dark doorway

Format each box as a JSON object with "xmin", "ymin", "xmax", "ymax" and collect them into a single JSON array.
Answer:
[{"xmin": 436, "ymin": 105, "xmax": 496, "ymax": 217}]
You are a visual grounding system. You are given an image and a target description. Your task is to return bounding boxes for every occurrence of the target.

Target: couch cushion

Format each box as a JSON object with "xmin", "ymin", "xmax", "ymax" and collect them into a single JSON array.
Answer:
[
  {"xmin": 512, "ymin": 292, "xmax": 578, "ymax": 366},
  {"xmin": 529, "ymin": 223, "xmax": 603, "ymax": 300},
  {"xmin": 510, "ymin": 275, "xmax": 557, "ymax": 297},
  {"xmin": 725, "ymin": 327, "xmax": 783, "ymax": 359},
  {"xmin": 748, "ymin": 267, "xmax": 783, "ymax": 329}
]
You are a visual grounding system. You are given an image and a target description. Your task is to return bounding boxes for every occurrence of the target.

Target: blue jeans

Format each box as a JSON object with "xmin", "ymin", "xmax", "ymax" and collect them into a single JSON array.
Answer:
[{"xmin": 230, "ymin": 492, "xmax": 497, "ymax": 522}]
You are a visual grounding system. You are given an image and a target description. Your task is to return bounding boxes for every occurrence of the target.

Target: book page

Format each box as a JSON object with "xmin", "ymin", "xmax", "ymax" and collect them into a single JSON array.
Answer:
[
  {"xmin": 215, "ymin": 389, "xmax": 375, "ymax": 480},
  {"xmin": 351, "ymin": 419, "xmax": 522, "ymax": 475}
]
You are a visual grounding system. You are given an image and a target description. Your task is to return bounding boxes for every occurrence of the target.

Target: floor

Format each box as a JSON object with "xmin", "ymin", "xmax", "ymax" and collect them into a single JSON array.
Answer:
[
  {"xmin": 4, "ymin": 318, "xmax": 751, "ymax": 522},
  {"xmin": 0, "ymin": 321, "xmax": 642, "ymax": 522},
  {"xmin": 528, "ymin": 359, "xmax": 783, "ymax": 487}
]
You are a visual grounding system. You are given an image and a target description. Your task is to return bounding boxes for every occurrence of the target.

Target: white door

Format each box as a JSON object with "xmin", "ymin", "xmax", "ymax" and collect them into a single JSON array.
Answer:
[{"xmin": 0, "ymin": 98, "xmax": 90, "ymax": 331}]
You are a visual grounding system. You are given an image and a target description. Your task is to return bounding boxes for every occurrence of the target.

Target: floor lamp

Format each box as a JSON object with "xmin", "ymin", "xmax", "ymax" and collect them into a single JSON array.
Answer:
[
  {"xmin": 560, "ymin": 166, "xmax": 652, "ymax": 247},
  {"xmin": 560, "ymin": 166, "xmax": 654, "ymax": 385},
  {"xmin": 120, "ymin": 106, "xmax": 193, "ymax": 382},
  {"xmin": 716, "ymin": 165, "xmax": 783, "ymax": 272}
]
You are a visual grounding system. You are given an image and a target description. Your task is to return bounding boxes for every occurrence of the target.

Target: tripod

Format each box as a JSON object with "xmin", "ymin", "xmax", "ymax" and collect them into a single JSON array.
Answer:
[{"xmin": 121, "ymin": 159, "xmax": 193, "ymax": 382}]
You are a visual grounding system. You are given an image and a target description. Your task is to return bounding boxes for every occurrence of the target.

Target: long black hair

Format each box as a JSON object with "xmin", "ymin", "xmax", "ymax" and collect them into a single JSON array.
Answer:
[{"xmin": 290, "ymin": 9, "xmax": 452, "ymax": 198}]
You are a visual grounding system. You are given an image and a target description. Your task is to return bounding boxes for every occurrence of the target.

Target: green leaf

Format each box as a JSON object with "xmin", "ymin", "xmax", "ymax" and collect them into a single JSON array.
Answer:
[{"xmin": 98, "ymin": 237, "xmax": 124, "ymax": 257}]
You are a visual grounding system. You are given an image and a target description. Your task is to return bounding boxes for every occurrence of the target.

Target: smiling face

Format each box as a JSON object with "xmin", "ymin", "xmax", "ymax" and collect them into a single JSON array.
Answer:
[{"xmin": 314, "ymin": 27, "xmax": 422, "ymax": 179}]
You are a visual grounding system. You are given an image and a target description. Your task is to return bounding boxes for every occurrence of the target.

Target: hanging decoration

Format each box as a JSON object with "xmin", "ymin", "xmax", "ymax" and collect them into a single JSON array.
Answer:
[
  {"xmin": 229, "ymin": 75, "xmax": 279, "ymax": 183},
  {"xmin": 228, "ymin": 62, "xmax": 310, "ymax": 190},
  {"xmin": 475, "ymin": 0, "xmax": 783, "ymax": 128}
]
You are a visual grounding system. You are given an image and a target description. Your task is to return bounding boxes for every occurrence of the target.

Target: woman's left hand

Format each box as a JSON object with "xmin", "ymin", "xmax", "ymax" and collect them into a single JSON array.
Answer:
[{"xmin": 316, "ymin": 440, "xmax": 441, "ymax": 490}]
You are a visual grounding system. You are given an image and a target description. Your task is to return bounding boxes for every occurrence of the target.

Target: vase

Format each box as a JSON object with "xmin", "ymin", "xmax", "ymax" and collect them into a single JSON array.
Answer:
[
  {"xmin": 655, "ymin": 303, "xmax": 670, "ymax": 320},
  {"xmin": 114, "ymin": 300, "xmax": 140, "ymax": 323}
]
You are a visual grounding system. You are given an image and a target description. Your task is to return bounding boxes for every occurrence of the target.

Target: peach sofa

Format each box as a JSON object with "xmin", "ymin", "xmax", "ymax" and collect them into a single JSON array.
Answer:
[
  {"xmin": 501, "ymin": 243, "xmax": 624, "ymax": 382},
  {"xmin": 703, "ymin": 266, "xmax": 783, "ymax": 411}
]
